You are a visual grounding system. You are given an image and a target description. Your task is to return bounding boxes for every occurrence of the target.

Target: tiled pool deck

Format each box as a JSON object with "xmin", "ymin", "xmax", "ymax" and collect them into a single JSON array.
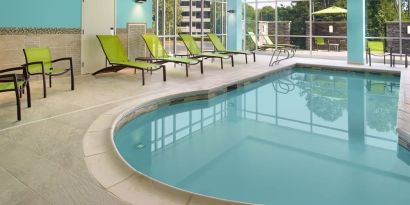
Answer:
[{"xmin": 0, "ymin": 55, "xmax": 409, "ymax": 204}]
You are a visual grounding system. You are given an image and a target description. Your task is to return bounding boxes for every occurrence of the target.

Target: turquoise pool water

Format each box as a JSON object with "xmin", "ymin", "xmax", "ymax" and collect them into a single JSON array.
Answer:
[{"xmin": 115, "ymin": 68, "xmax": 410, "ymax": 205}]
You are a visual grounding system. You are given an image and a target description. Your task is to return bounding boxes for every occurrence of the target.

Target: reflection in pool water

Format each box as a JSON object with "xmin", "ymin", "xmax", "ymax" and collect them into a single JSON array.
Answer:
[{"xmin": 115, "ymin": 68, "xmax": 409, "ymax": 205}]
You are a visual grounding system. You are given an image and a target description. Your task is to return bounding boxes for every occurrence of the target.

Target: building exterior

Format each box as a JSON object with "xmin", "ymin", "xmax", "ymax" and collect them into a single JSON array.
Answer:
[{"xmin": 179, "ymin": 0, "xmax": 211, "ymax": 34}]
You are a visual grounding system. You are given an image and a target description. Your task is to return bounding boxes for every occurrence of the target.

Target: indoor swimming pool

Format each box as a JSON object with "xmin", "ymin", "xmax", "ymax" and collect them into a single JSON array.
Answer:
[{"xmin": 114, "ymin": 68, "xmax": 410, "ymax": 205}]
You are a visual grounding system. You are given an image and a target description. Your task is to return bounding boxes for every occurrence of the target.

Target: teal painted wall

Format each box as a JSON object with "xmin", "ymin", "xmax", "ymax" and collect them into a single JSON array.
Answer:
[
  {"xmin": 0, "ymin": 0, "xmax": 152, "ymax": 29},
  {"xmin": 347, "ymin": 0, "xmax": 365, "ymax": 64},
  {"xmin": 116, "ymin": 0, "xmax": 153, "ymax": 29},
  {"xmin": 227, "ymin": 0, "xmax": 242, "ymax": 50},
  {"xmin": 0, "ymin": 0, "xmax": 81, "ymax": 28}
]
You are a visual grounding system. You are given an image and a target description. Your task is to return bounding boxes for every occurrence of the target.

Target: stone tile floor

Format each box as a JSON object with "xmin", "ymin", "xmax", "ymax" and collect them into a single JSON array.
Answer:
[{"xmin": 0, "ymin": 55, "xmax": 408, "ymax": 205}]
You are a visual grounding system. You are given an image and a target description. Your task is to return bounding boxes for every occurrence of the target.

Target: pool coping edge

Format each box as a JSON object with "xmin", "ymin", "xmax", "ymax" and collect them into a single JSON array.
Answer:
[{"xmin": 82, "ymin": 61, "xmax": 410, "ymax": 205}]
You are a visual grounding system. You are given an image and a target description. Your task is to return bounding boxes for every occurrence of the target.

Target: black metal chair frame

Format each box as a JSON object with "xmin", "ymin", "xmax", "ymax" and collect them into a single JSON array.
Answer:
[
  {"xmin": 135, "ymin": 56, "xmax": 202, "ymax": 78},
  {"xmin": 0, "ymin": 66, "xmax": 31, "ymax": 121},
  {"xmin": 93, "ymin": 57, "xmax": 166, "ymax": 86},
  {"xmin": 140, "ymin": 37, "xmax": 204, "ymax": 77},
  {"xmin": 188, "ymin": 53, "xmax": 234, "ymax": 70},
  {"xmin": 94, "ymin": 39, "xmax": 166, "ymax": 86},
  {"xmin": 179, "ymin": 40, "xmax": 234, "ymax": 70},
  {"xmin": 23, "ymin": 50, "xmax": 75, "ymax": 98},
  {"xmin": 209, "ymin": 49, "xmax": 255, "ymax": 64}
]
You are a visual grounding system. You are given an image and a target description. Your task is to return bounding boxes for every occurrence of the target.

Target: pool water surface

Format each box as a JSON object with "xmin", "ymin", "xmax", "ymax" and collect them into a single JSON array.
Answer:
[{"xmin": 115, "ymin": 68, "xmax": 410, "ymax": 205}]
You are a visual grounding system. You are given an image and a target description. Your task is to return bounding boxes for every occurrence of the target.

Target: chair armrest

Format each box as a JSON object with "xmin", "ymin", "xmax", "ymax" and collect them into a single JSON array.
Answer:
[
  {"xmin": 0, "ymin": 73, "xmax": 17, "ymax": 79},
  {"xmin": 0, "ymin": 67, "xmax": 28, "ymax": 81},
  {"xmin": 21, "ymin": 61, "xmax": 45, "ymax": 75},
  {"xmin": 0, "ymin": 73, "xmax": 19, "ymax": 86},
  {"xmin": 22, "ymin": 61, "xmax": 44, "ymax": 67},
  {"xmin": 51, "ymin": 57, "xmax": 72, "ymax": 63},
  {"xmin": 0, "ymin": 66, "xmax": 23, "ymax": 74},
  {"xmin": 52, "ymin": 57, "xmax": 73, "ymax": 70}
]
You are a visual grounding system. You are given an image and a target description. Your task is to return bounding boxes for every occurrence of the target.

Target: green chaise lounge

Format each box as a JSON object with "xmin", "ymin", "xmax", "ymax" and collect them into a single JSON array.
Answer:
[
  {"xmin": 23, "ymin": 47, "xmax": 74, "ymax": 98},
  {"xmin": 207, "ymin": 33, "xmax": 256, "ymax": 64},
  {"xmin": 260, "ymin": 32, "xmax": 297, "ymax": 57},
  {"xmin": 0, "ymin": 66, "xmax": 31, "ymax": 121},
  {"xmin": 179, "ymin": 34, "xmax": 233, "ymax": 69},
  {"xmin": 248, "ymin": 32, "xmax": 280, "ymax": 50},
  {"xmin": 96, "ymin": 35, "xmax": 166, "ymax": 85},
  {"xmin": 142, "ymin": 34, "xmax": 203, "ymax": 77},
  {"xmin": 248, "ymin": 32, "xmax": 291, "ymax": 65}
]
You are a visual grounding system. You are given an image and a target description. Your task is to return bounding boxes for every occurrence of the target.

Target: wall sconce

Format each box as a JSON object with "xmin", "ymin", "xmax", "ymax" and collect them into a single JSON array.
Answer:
[
  {"xmin": 135, "ymin": 0, "xmax": 146, "ymax": 3},
  {"xmin": 407, "ymin": 26, "xmax": 410, "ymax": 34},
  {"xmin": 329, "ymin": 25, "xmax": 333, "ymax": 34},
  {"xmin": 227, "ymin": 10, "xmax": 235, "ymax": 14}
]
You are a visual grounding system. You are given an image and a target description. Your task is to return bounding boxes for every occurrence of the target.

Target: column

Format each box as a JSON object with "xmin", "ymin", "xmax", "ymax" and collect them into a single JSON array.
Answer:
[
  {"xmin": 347, "ymin": 0, "xmax": 365, "ymax": 64},
  {"xmin": 227, "ymin": 0, "xmax": 242, "ymax": 50}
]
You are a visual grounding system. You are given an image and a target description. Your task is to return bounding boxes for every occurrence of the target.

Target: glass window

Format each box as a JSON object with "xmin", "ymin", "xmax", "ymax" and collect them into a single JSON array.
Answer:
[{"xmin": 366, "ymin": 0, "xmax": 410, "ymax": 60}]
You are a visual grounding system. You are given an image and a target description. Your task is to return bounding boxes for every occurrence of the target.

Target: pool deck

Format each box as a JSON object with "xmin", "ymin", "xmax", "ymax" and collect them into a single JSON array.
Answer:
[{"xmin": 0, "ymin": 55, "xmax": 409, "ymax": 204}]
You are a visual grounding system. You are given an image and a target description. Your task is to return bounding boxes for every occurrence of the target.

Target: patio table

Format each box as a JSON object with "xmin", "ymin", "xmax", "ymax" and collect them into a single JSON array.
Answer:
[
  {"xmin": 389, "ymin": 52, "xmax": 408, "ymax": 68},
  {"xmin": 328, "ymin": 43, "xmax": 340, "ymax": 52}
]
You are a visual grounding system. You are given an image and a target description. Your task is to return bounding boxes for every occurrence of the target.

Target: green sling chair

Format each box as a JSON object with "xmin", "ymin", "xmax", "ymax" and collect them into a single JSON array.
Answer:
[
  {"xmin": 248, "ymin": 32, "xmax": 290, "ymax": 65},
  {"xmin": 314, "ymin": 37, "xmax": 327, "ymax": 50},
  {"xmin": 248, "ymin": 31, "xmax": 292, "ymax": 58},
  {"xmin": 179, "ymin": 34, "xmax": 233, "ymax": 69},
  {"xmin": 260, "ymin": 31, "xmax": 297, "ymax": 56},
  {"xmin": 207, "ymin": 33, "xmax": 256, "ymax": 64},
  {"xmin": 142, "ymin": 34, "xmax": 203, "ymax": 77},
  {"xmin": 366, "ymin": 40, "xmax": 389, "ymax": 66},
  {"xmin": 248, "ymin": 32, "xmax": 281, "ymax": 50},
  {"xmin": 95, "ymin": 35, "xmax": 166, "ymax": 85},
  {"xmin": 23, "ymin": 47, "xmax": 74, "ymax": 98},
  {"xmin": 0, "ymin": 66, "xmax": 31, "ymax": 121}
]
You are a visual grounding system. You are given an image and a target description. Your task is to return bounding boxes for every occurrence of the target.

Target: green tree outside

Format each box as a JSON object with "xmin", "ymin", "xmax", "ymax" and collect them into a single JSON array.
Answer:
[{"xmin": 242, "ymin": 0, "xmax": 408, "ymax": 48}]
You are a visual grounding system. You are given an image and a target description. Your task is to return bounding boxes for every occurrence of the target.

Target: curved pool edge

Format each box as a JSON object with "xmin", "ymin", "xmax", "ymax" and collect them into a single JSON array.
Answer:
[
  {"xmin": 82, "ymin": 63, "xmax": 410, "ymax": 205},
  {"xmin": 81, "ymin": 64, "xmax": 297, "ymax": 205},
  {"xmin": 109, "ymin": 96, "xmax": 255, "ymax": 205}
]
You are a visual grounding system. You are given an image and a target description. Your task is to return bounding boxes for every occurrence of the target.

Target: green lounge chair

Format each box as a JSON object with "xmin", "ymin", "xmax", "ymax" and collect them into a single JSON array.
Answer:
[
  {"xmin": 207, "ymin": 33, "xmax": 256, "ymax": 64},
  {"xmin": 142, "ymin": 34, "xmax": 203, "ymax": 77},
  {"xmin": 248, "ymin": 32, "xmax": 277, "ymax": 50},
  {"xmin": 0, "ymin": 66, "xmax": 31, "ymax": 121},
  {"xmin": 366, "ymin": 40, "xmax": 389, "ymax": 66},
  {"xmin": 23, "ymin": 47, "xmax": 74, "ymax": 98},
  {"xmin": 260, "ymin": 32, "xmax": 297, "ymax": 56},
  {"xmin": 179, "ymin": 34, "xmax": 233, "ymax": 69},
  {"xmin": 314, "ymin": 37, "xmax": 327, "ymax": 50},
  {"xmin": 248, "ymin": 32, "xmax": 289, "ymax": 50},
  {"xmin": 248, "ymin": 32, "xmax": 290, "ymax": 65},
  {"xmin": 96, "ymin": 35, "xmax": 166, "ymax": 85}
]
